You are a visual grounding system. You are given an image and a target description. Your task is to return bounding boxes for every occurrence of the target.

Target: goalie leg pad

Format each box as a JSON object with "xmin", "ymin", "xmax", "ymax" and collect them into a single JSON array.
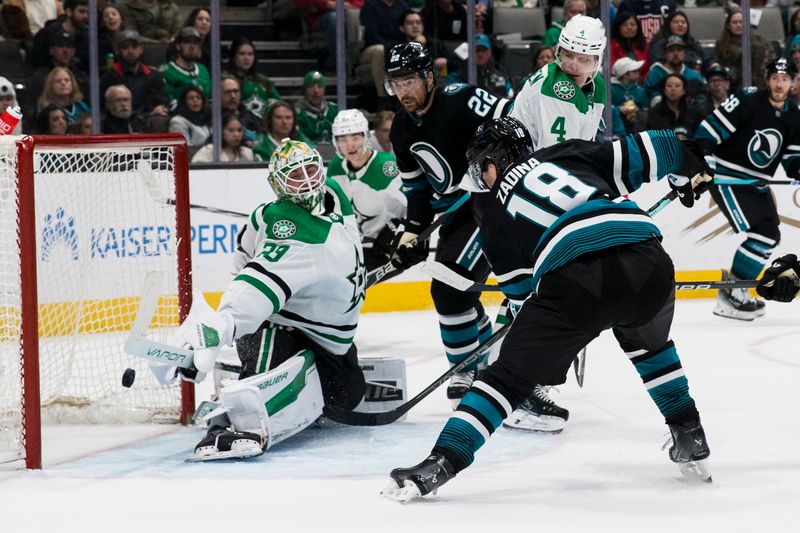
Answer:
[{"xmin": 219, "ymin": 350, "xmax": 324, "ymax": 450}]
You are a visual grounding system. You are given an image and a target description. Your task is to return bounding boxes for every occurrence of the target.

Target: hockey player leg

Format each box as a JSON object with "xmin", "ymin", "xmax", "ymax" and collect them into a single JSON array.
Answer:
[{"xmin": 189, "ymin": 351, "xmax": 324, "ymax": 461}]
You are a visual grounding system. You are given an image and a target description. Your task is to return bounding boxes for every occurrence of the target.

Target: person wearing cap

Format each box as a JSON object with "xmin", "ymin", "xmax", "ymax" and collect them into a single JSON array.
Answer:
[
  {"xmin": 0, "ymin": 77, "xmax": 22, "ymax": 135},
  {"xmin": 644, "ymin": 35, "xmax": 705, "ymax": 105},
  {"xmin": 100, "ymin": 30, "xmax": 170, "ymax": 123},
  {"xmin": 160, "ymin": 27, "xmax": 211, "ymax": 110},
  {"xmin": 444, "ymin": 34, "xmax": 514, "ymax": 99},
  {"xmin": 29, "ymin": 0, "xmax": 89, "ymax": 70},
  {"xmin": 295, "ymin": 71, "xmax": 338, "ymax": 144},
  {"xmin": 119, "ymin": 0, "xmax": 182, "ymax": 43},
  {"xmin": 696, "ymin": 65, "xmax": 731, "ymax": 118},
  {"xmin": 648, "ymin": 11, "xmax": 712, "ymax": 72},
  {"xmin": 611, "ymin": 57, "xmax": 648, "ymax": 133}
]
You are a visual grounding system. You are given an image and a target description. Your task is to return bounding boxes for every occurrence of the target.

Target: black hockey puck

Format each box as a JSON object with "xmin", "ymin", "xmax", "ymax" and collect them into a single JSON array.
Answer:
[{"xmin": 122, "ymin": 368, "xmax": 136, "ymax": 388}]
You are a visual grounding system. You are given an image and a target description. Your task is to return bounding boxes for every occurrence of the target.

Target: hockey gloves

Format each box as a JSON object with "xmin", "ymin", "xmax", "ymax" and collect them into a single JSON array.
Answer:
[
  {"xmin": 668, "ymin": 172, "xmax": 713, "ymax": 208},
  {"xmin": 756, "ymin": 254, "xmax": 800, "ymax": 302},
  {"xmin": 178, "ymin": 293, "xmax": 236, "ymax": 375},
  {"xmin": 370, "ymin": 218, "xmax": 405, "ymax": 261},
  {"xmin": 391, "ymin": 231, "xmax": 429, "ymax": 270}
]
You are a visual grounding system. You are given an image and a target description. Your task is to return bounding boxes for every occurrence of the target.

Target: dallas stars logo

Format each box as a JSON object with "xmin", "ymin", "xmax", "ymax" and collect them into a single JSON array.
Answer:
[
  {"xmin": 383, "ymin": 160, "xmax": 399, "ymax": 177},
  {"xmin": 553, "ymin": 80, "xmax": 576, "ymax": 101},
  {"xmin": 345, "ymin": 244, "xmax": 366, "ymax": 312},
  {"xmin": 272, "ymin": 219, "xmax": 296, "ymax": 239}
]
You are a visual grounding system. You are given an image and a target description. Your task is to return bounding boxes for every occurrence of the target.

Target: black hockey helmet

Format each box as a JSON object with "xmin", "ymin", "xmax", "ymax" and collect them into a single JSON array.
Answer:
[
  {"xmin": 765, "ymin": 57, "xmax": 798, "ymax": 79},
  {"xmin": 466, "ymin": 116, "xmax": 534, "ymax": 192},
  {"xmin": 384, "ymin": 42, "xmax": 434, "ymax": 95}
]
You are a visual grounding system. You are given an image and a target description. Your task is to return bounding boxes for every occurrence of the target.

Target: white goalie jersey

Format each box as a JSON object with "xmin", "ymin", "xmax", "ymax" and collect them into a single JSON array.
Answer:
[{"xmin": 219, "ymin": 180, "xmax": 366, "ymax": 355}]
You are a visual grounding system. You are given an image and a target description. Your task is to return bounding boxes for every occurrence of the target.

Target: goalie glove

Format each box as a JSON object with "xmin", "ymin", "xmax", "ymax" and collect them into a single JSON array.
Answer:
[
  {"xmin": 756, "ymin": 254, "xmax": 800, "ymax": 302},
  {"xmin": 391, "ymin": 231, "xmax": 429, "ymax": 270},
  {"xmin": 178, "ymin": 293, "xmax": 235, "ymax": 374},
  {"xmin": 668, "ymin": 172, "xmax": 713, "ymax": 208}
]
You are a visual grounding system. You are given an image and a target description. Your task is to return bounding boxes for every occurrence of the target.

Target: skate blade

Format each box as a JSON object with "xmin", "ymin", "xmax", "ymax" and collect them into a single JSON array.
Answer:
[
  {"xmin": 186, "ymin": 445, "xmax": 264, "ymax": 463},
  {"xmin": 678, "ymin": 458, "xmax": 712, "ymax": 483},
  {"xmin": 503, "ymin": 415, "xmax": 565, "ymax": 434},
  {"xmin": 381, "ymin": 480, "xmax": 423, "ymax": 503},
  {"xmin": 712, "ymin": 304, "xmax": 755, "ymax": 322}
]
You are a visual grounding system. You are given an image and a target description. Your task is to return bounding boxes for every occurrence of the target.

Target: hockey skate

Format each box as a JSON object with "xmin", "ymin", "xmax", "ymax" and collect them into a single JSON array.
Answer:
[
  {"xmin": 663, "ymin": 419, "xmax": 712, "ymax": 483},
  {"xmin": 382, "ymin": 453, "xmax": 456, "ymax": 503},
  {"xmin": 503, "ymin": 385, "xmax": 570, "ymax": 433},
  {"xmin": 713, "ymin": 270, "xmax": 757, "ymax": 321},
  {"xmin": 447, "ymin": 369, "xmax": 477, "ymax": 409},
  {"xmin": 187, "ymin": 426, "xmax": 265, "ymax": 462}
]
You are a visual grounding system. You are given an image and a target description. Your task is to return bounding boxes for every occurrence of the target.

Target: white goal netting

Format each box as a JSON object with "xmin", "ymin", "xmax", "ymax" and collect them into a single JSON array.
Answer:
[{"xmin": 0, "ymin": 136, "xmax": 189, "ymax": 467}]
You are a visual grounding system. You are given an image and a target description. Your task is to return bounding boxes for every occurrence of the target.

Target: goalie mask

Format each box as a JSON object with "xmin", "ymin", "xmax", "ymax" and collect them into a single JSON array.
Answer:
[
  {"xmin": 556, "ymin": 15, "xmax": 606, "ymax": 78},
  {"xmin": 332, "ymin": 109, "xmax": 370, "ymax": 158},
  {"xmin": 466, "ymin": 116, "xmax": 535, "ymax": 192},
  {"xmin": 268, "ymin": 139, "xmax": 326, "ymax": 213}
]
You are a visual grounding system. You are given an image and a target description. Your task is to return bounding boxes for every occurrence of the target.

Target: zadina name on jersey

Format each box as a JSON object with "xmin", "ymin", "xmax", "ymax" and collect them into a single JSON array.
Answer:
[
  {"xmin": 220, "ymin": 179, "xmax": 366, "ymax": 355},
  {"xmin": 510, "ymin": 62, "xmax": 606, "ymax": 149}
]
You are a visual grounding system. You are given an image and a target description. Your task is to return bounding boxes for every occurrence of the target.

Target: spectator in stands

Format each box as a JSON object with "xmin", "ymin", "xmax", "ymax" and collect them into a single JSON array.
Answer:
[
  {"xmin": 611, "ymin": 10, "xmax": 650, "ymax": 79},
  {"xmin": 32, "ymin": 103, "xmax": 68, "ymax": 134},
  {"xmin": 645, "ymin": 35, "xmax": 705, "ymax": 105},
  {"xmin": 421, "ymin": 0, "xmax": 467, "ymax": 41},
  {"xmin": 169, "ymin": 86, "xmax": 210, "ymax": 155},
  {"xmin": 715, "ymin": 8, "xmax": 773, "ymax": 89},
  {"xmin": 696, "ymin": 64, "xmax": 731, "ymax": 118},
  {"xmin": 359, "ymin": 0, "xmax": 410, "ymax": 100},
  {"xmin": 645, "ymin": 73, "xmax": 700, "ymax": 138},
  {"xmin": 99, "ymin": 4, "xmax": 125, "ymax": 66},
  {"xmin": 649, "ymin": 11, "xmax": 712, "ymax": 72},
  {"xmin": 226, "ymin": 36, "xmax": 281, "ymax": 120},
  {"xmin": 789, "ymin": 36, "xmax": 800, "ymax": 103},
  {"xmin": 160, "ymin": 27, "xmax": 211, "ymax": 110},
  {"xmin": 446, "ymin": 34, "xmax": 514, "ymax": 98},
  {"xmin": 611, "ymin": 57, "xmax": 648, "ymax": 133},
  {"xmin": 30, "ymin": 0, "xmax": 89, "ymax": 70},
  {"xmin": 252, "ymin": 101, "xmax": 312, "ymax": 161},
  {"xmin": 101, "ymin": 85, "xmax": 147, "ymax": 134},
  {"xmin": 542, "ymin": 0, "xmax": 587, "ymax": 47},
  {"xmin": 294, "ymin": 0, "xmax": 365, "ymax": 70},
  {"xmin": 786, "ymin": 10, "xmax": 800, "ymax": 57},
  {"xmin": 392, "ymin": 10, "xmax": 452, "ymax": 79},
  {"xmin": 192, "ymin": 113, "xmax": 255, "ymax": 163},
  {"xmin": 528, "ymin": 46, "xmax": 555, "ymax": 80},
  {"xmin": 167, "ymin": 7, "xmax": 212, "ymax": 67},
  {"xmin": 295, "ymin": 71, "xmax": 338, "ymax": 143},
  {"xmin": 368, "ymin": 109, "xmax": 394, "ymax": 154},
  {"xmin": 0, "ymin": 0, "xmax": 62, "ymax": 40},
  {"xmin": 68, "ymin": 112, "xmax": 92, "ymax": 134},
  {"xmin": 220, "ymin": 75, "xmax": 261, "ymax": 143},
  {"xmin": 37, "ymin": 67, "xmax": 90, "ymax": 124},
  {"xmin": 616, "ymin": 0, "xmax": 675, "ymax": 45},
  {"xmin": 119, "ymin": 0, "xmax": 182, "ymax": 43},
  {"xmin": 100, "ymin": 30, "xmax": 170, "ymax": 127},
  {"xmin": 0, "ymin": 77, "xmax": 22, "ymax": 134}
]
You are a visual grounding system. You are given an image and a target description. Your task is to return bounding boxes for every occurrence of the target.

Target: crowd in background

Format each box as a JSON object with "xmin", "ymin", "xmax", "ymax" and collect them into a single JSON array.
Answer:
[{"xmin": 0, "ymin": 0, "xmax": 799, "ymax": 162}]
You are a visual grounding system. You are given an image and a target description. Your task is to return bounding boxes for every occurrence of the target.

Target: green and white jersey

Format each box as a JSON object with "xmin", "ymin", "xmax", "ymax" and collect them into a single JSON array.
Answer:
[
  {"xmin": 219, "ymin": 179, "xmax": 365, "ymax": 356},
  {"xmin": 160, "ymin": 61, "xmax": 212, "ymax": 110},
  {"xmin": 327, "ymin": 150, "xmax": 406, "ymax": 239},
  {"xmin": 510, "ymin": 62, "xmax": 606, "ymax": 149}
]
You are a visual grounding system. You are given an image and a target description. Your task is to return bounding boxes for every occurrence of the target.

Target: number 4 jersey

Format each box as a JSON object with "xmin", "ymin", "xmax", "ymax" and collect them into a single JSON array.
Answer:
[
  {"xmin": 219, "ymin": 180, "xmax": 366, "ymax": 356},
  {"xmin": 474, "ymin": 130, "xmax": 707, "ymax": 304},
  {"xmin": 391, "ymin": 84, "xmax": 512, "ymax": 233},
  {"xmin": 510, "ymin": 62, "xmax": 606, "ymax": 149}
]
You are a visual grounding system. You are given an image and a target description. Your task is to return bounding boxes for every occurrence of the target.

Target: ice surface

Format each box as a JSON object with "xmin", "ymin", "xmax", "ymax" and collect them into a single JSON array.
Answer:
[{"xmin": 2, "ymin": 300, "xmax": 799, "ymax": 532}]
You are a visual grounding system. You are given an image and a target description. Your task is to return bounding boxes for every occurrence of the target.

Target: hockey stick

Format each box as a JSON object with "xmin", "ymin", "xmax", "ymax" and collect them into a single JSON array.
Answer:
[
  {"xmin": 365, "ymin": 192, "xmax": 471, "ymax": 288},
  {"xmin": 137, "ymin": 159, "xmax": 249, "ymax": 217},
  {"xmin": 322, "ymin": 322, "xmax": 511, "ymax": 426},
  {"xmin": 714, "ymin": 177, "xmax": 800, "ymax": 186}
]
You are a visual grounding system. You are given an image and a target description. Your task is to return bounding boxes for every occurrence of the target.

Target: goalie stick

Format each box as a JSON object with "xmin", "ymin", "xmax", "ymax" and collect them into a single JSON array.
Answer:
[{"xmin": 322, "ymin": 322, "xmax": 511, "ymax": 426}]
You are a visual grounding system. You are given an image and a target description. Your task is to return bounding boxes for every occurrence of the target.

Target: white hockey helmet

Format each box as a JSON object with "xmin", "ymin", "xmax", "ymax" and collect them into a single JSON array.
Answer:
[
  {"xmin": 332, "ymin": 108, "xmax": 370, "ymax": 157},
  {"xmin": 556, "ymin": 15, "xmax": 607, "ymax": 76},
  {"xmin": 268, "ymin": 139, "xmax": 326, "ymax": 213}
]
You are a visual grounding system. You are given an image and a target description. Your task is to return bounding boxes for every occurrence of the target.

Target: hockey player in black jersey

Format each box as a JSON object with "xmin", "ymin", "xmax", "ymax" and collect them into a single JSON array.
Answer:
[
  {"xmin": 695, "ymin": 58, "xmax": 800, "ymax": 321},
  {"xmin": 383, "ymin": 117, "xmax": 715, "ymax": 502},
  {"xmin": 385, "ymin": 42, "xmax": 514, "ymax": 404}
]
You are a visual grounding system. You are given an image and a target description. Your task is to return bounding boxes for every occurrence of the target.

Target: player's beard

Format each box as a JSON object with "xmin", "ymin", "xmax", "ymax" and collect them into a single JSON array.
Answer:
[{"xmin": 399, "ymin": 94, "xmax": 425, "ymax": 113}]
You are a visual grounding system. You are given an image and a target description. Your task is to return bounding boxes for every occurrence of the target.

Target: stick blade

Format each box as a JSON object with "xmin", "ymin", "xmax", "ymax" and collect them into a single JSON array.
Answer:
[{"xmin": 420, "ymin": 261, "xmax": 475, "ymax": 291}]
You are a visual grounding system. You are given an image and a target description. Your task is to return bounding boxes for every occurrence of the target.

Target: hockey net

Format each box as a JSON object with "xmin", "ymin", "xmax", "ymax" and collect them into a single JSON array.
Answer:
[{"xmin": 0, "ymin": 134, "xmax": 193, "ymax": 469}]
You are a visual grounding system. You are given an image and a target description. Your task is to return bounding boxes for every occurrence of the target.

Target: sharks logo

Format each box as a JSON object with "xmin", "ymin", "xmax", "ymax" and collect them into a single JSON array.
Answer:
[
  {"xmin": 41, "ymin": 208, "xmax": 78, "ymax": 262},
  {"xmin": 747, "ymin": 129, "xmax": 782, "ymax": 169},
  {"xmin": 410, "ymin": 142, "xmax": 454, "ymax": 193}
]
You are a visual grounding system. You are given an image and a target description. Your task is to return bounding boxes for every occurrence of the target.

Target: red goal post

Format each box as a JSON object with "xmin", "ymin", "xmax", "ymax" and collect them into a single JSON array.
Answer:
[{"xmin": 0, "ymin": 133, "xmax": 194, "ymax": 469}]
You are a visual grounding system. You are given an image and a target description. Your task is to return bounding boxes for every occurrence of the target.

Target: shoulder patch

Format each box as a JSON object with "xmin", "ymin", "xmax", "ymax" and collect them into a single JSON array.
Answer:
[
  {"xmin": 272, "ymin": 219, "xmax": 297, "ymax": 239},
  {"xmin": 443, "ymin": 83, "xmax": 469, "ymax": 95},
  {"xmin": 553, "ymin": 80, "xmax": 576, "ymax": 101},
  {"xmin": 382, "ymin": 159, "xmax": 399, "ymax": 177}
]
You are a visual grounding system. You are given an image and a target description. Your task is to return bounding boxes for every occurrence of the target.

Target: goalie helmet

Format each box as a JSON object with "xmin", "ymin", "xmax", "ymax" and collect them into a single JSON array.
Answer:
[
  {"xmin": 556, "ymin": 15, "xmax": 606, "ymax": 76},
  {"xmin": 268, "ymin": 139, "xmax": 326, "ymax": 213},
  {"xmin": 383, "ymin": 42, "xmax": 433, "ymax": 96},
  {"xmin": 332, "ymin": 109, "xmax": 370, "ymax": 157},
  {"xmin": 466, "ymin": 116, "xmax": 534, "ymax": 192}
]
